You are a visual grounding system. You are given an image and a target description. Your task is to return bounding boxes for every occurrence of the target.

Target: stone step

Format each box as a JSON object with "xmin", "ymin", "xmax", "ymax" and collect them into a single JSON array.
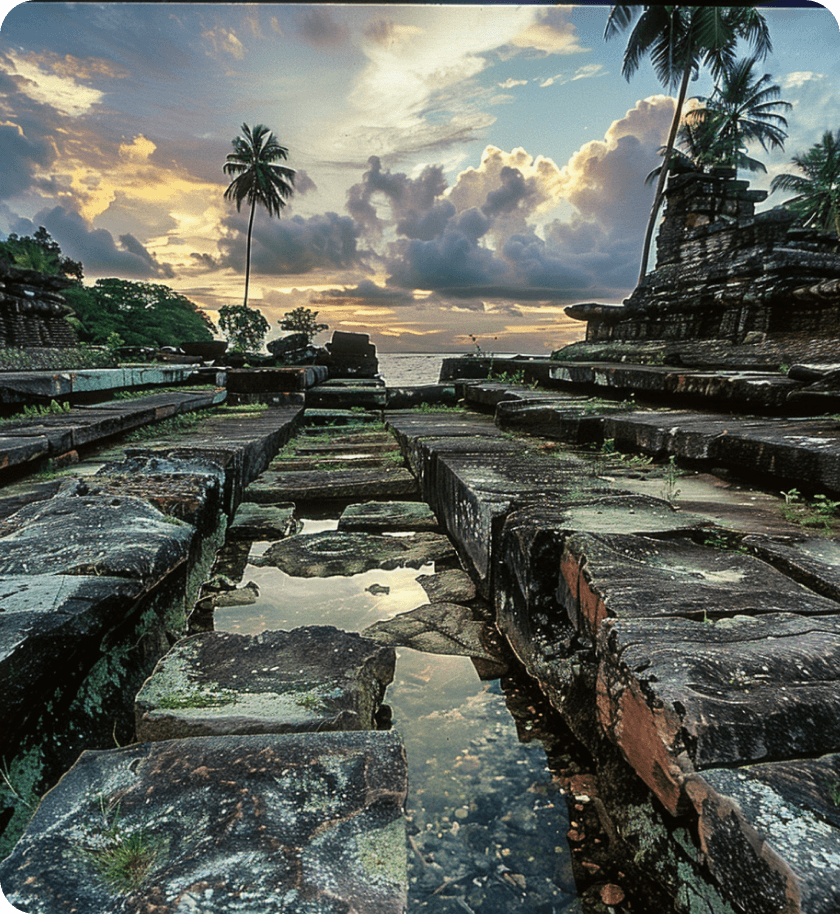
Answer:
[
  {"xmin": 244, "ymin": 466, "xmax": 418, "ymax": 503},
  {"xmin": 0, "ymin": 731, "xmax": 408, "ymax": 914},
  {"xmin": 135, "ymin": 627, "xmax": 395, "ymax": 740}
]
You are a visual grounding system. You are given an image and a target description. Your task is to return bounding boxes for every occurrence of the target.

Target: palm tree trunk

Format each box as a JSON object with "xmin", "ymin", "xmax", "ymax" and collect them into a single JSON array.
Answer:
[
  {"xmin": 243, "ymin": 198, "xmax": 256, "ymax": 308},
  {"xmin": 637, "ymin": 57, "xmax": 693, "ymax": 285}
]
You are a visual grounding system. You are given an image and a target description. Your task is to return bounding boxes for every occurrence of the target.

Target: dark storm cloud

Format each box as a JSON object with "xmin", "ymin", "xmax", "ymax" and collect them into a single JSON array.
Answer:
[
  {"xmin": 296, "ymin": 8, "xmax": 349, "ymax": 47},
  {"xmin": 386, "ymin": 208, "xmax": 506, "ymax": 292},
  {"xmin": 313, "ymin": 279, "xmax": 417, "ymax": 309},
  {"xmin": 480, "ymin": 166, "xmax": 537, "ymax": 219},
  {"xmin": 346, "ymin": 156, "xmax": 455, "ymax": 241},
  {"xmin": 32, "ymin": 206, "xmax": 174, "ymax": 279},
  {"xmin": 218, "ymin": 211, "xmax": 361, "ymax": 275},
  {"xmin": 0, "ymin": 120, "xmax": 56, "ymax": 198}
]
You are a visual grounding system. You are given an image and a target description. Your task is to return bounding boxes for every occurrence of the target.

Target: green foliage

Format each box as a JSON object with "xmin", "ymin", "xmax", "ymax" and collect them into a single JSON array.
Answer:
[
  {"xmin": 0, "ymin": 226, "xmax": 83, "ymax": 279},
  {"xmin": 83, "ymin": 800, "xmax": 165, "ymax": 894},
  {"xmin": 488, "ymin": 367, "xmax": 525, "ymax": 385},
  {"xmin": 828, "ymin": 779, "xmax": 840, "ymax": 806},
  {"xmin": 661, "ymin": 455, "xmax": 682, "ymax": 504},
  {"xmin": 278, "ymin": 307, "xmax": 329, "ymax": 344},
  {"xmin": 63, "ymin": 279, "xmax": 214, "ymax": 348},
  {"xmin": 778, "ymin": 488, "xmax": 839, "ymax": 533},
  {"xmin": 218, "ymin": 303, "xmax": 270, "ymax": 352},
  {"xmin": 771, "ymin": 129, "xmax": 840, "ymax": 237}
]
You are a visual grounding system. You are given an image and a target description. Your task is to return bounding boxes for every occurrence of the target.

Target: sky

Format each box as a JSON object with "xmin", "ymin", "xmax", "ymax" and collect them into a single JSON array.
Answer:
[{"xmin": 1, "ymin": 2, "xmax": 839, "ymax": 355}]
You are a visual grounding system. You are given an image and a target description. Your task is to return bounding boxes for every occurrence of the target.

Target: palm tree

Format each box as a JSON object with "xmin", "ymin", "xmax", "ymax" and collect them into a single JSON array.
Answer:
[
  {"xmin": 771, "ymin": 129, "xmax": 840, "ymax": 237},
  {"xmin": 605, "ymin": 5, "xmax": 772, "ymax": 283},
  {"xmin": 645, "ymin": 58, "xmax": 789, "ymax": 184},
  {"xmin": 223, "ymin": 123, "xmax": 295, "ymax": 308},
  {"xmin": 687, "ymin": 56, "xmax": 790, "ymax": 172}
]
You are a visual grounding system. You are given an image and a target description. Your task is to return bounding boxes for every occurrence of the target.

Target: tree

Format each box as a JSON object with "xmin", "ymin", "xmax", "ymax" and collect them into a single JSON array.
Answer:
[
  {"xmin": 63, "ymin": 279, "xmax": 214, "ymax": 348},
  {"xmin": 605, "ymin": 5, "xmax": 772, "ymax": 282},
  {"xmin": 686, "ymin": 56, "xmax": 789, "ymax": 173},
  {"xmin": 223, "ymin": 123, "xmax": 295, "ymax": 309},
  {"xmin": 218, "ymin": 303, "xmax": 270, "ymax": 353},
  {"xmin": 0, "ymin": 226, "xmax": 83, "ymax": 279},
  {"xmin": 771, "ymin": 129, "xmax": 840, "ymax": 237},
  {"xmin": 278, "ymin": 307, "xmax": 329, "ymax": 345},
  {"xmin": 646, "ymin": 58, "xmax": 789, "ymax": 184}
]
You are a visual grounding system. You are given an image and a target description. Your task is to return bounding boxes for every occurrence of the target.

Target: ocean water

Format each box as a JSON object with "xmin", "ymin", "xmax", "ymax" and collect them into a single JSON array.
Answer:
[
  {"xmin": 376, "ymin": 352, "xmax": 452, "ymax": 386},
  {"xmin": 377, "ymin": 351, "xmax": 520, "ymax": 386}
]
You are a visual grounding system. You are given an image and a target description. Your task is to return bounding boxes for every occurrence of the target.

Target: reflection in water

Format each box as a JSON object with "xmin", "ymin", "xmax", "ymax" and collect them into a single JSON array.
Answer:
[{"xmin": 208, "ymin": 519, "xmax": 583, "ymax": 913}]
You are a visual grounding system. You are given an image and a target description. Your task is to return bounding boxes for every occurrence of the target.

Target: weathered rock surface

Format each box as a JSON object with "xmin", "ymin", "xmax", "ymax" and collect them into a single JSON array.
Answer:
[
  {"xmin": 416, "ymin": 568, "xmax": 476, "ymax": 603},
  {"xmin": 0, "ymin": 731, "xmax": 408, "ymax": 914},
  {"xmin": 338, "ymin": 500, "xmax": 440, "ymax": 532},
  {"xmin": 701, "ymin": 755, "xmax": 840, "ymax": 914},
  {"xmin": 363, "ymin": 602, "xmax": 502, "ymax": 663},
  {"xmin": 244, "ymin": 467, "xmax": 418, "ymax": 503},
  {"xmin": 135, "ymin": 626, "xmax": 396, "ymax": 740},
  {"xmin": 0, "ymin": 494, "xmax": 193, "ymax": 580},
  {"xmin": 227, "ymin": 501, "xmax": 297, "ymax": 540},
  {"xmin": 253, "ymin": 530, "xmax": 455, "ymax": 576}
]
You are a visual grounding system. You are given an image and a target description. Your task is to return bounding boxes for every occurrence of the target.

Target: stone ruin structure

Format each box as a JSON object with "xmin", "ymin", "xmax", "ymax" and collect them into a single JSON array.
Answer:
[
  {"xmin": 564, "ymin": 167, "xmax": 840, "ymax": 366},
  {"xmin": 0, "ymin": 260, "xmax": 78, "ymax": 350}
]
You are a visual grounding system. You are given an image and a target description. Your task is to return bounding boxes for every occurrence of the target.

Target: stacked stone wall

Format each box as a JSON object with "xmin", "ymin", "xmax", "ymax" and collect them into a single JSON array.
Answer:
[
  {"xmin": 581, "ymin": 170, "xmax": 840, "ymax": 347},
  {"xmin": 0, "ymin": 261, "xmax": 78, "ymax": 349}
]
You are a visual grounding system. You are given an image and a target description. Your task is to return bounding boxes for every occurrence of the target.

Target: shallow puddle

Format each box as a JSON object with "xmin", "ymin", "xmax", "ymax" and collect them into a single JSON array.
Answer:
[{"xmin": 211, "ymin": 514, "xmax": 583, "ymax": 914}]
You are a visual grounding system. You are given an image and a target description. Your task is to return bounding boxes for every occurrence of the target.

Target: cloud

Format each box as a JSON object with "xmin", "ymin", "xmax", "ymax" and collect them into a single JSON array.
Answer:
[
  {"xmin": 297, "ymin": 8, "xmax": 349, "ymax": 47},
  {"xmin": 217, "ymin": 210, "xmax": 361, "ymax": 276},
  {"xmin": 201, "ymin": 27, "xmax": 245, "ymax": 60},
  {"xmin": 2, "ymin": 50, "xmax": 104, "ymax": 117},
  {"xmin": 313, "ymin": 279, "xmax": 418, "ymax": 309},
  {"xmin": 26, "ymin": 206, "xmax": 176, "ymax": 278},
  {"xmin": 0, "ymin": 117, "xmax": 56, "ymax": 198},
  {"xmin": 509, "ymin": 8, "xmax": 589, "ymax": 55},
  {"xmin": 498, "ymin": 78, "xmax": 528, "ymax": 89}
]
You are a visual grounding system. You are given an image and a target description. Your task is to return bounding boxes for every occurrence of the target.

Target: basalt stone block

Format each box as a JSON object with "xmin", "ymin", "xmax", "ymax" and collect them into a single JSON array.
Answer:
[
  {"xmin": 416, "ymin": 568, "xmax": 476, "ymax": 603},
  {"xmin": 742, "ymin": 533, "xmax": 840, "ymax": 602},
  {"xmin": 253, "ymin": 530, "xmax": 455, "ymax": 577},
  {"xmin": 338, "ymin": 500, "xmax": 440, "ymax": 532},
  {"xmin": 0, "ymin": 731, "xmax": 408, "ymax": 914},
  {"xmin": 59, "ymin": 473, "xmax": 222, "ymax": 531},
  {"xmin": 495, "ymin": 499, "xmax": 704, "ymax": 710},
  {"xmin": 0, "ymin": 434, "xmax": 50, "ymax": 470},
  {"xmin": 227, "ymin": 501, "xmax": 297, "ymax": 540},
  {"xmin": 0, "ymin": 573, "xmax": 146, "ymax": 747},
  {"xmin": 700, "ymin": 755, "xmax": 840, "ymax": 914},
  {"xmin": 495, "ymin": 399, "xmax": 606, "ymax": 445},
  {"xmin": 599, "ymin": 612, "xmax": 840, "ymax": 799},
  {"xmin": 0, "ymin": 494, "xmax": 193, "ymax": 582},
  {"xmin": 135, "ymin": 626, "xmax": 396, "ymax": 740},
  {"xmin": 385, "ymin": 386, "xmax": 459, "ymax": 409},
  {"xmin": 244, "ymin": 467, "xmax": 418, "ymax": 503}
]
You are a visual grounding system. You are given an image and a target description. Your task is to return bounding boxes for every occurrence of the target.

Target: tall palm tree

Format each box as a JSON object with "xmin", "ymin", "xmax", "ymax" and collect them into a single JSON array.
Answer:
[
  {"xmin": 223, "ymin": 123, "xmax": 295, "ymax": 308},
  {"xmin": 645, "ymin": 58, "xmax": 789, "ymax": 184},
  {"xmin": 687, "ymin": 56, "xmax": 790, "ymax": 172},
  {"xmin": 605, "ymin": 5, "xmax": 772, "ymax": 283},
  {"xmin": 771, "ymin": 129, "xmax": 840, "ymax": 237}
]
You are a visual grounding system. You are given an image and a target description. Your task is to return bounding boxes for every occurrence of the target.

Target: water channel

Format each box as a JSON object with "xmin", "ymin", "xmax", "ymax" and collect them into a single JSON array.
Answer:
[{"xmin": 210, "ymin": 508, "xmax": 587, "ymax": 914}]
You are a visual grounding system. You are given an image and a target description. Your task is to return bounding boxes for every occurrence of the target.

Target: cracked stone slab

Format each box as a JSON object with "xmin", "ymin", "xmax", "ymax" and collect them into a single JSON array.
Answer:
[
  {"xmin": 363, "ymin": 602, "xmax": 503, "ymax": 662},
  {"xmin": 253, "ymin": 530, "xmax": 456, "ymax": 577},
  {"xmin": 742, "ymin": 533, "xmax": 840, "ymax": 602},
  {"xmin": 0, "ymin": 494, "xmax": 193, "ymax": 582},
  {"xmin": 0, "ymin": 731, "xmax": 408, "ymax": 914},
  {"xmin": 416, "ymin": 568, "xmax": 476, "ymax": 603},
  {"xmin": 0, "ymin": 573, "xmax": 145, "ymax": 742},
  {"xmin": 227, "ymin": 502, "xmax": 297, "ymax": 540},
  {"xmin": 244, "ymin": 467, "xmax": 418, "ymax": 502},
  {"xmin": 700, "ymin": 755, "xmax": 840, "ymax": 914},
  {"xmin": 135, "ymin": 626, "xmax": 395, "ymax": 740},
  {"xmin": 338, "ymin": 500, "xmax": 440, "ymax": 533}
]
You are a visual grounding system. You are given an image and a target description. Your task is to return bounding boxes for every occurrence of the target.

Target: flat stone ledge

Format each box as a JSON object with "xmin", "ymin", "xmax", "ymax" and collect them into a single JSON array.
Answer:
[
  {"xmin": 135, "ymin": 626, "xmax": 396, "ymax": 740},
  {"xmin": 244, "ymin": 467, "xmax": 419, "ymax": 503},
  {"xmin": 0, "ymin": 731, "xmax": 408, "ymax": 914},
  {"xmin": 701, "ymin": 756, "xmax": 840, "ymax": 914},
  {"xmin": 338, "ymin": 500, "xmax": 440, "ymax": 532}
]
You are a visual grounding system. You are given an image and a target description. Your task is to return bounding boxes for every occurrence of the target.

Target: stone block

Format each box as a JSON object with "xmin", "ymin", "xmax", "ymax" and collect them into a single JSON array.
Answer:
[
  {"xmin": 338, "ymin": 500, "xmax": 440, "ymax": 532},
  {"xmin": 0, "ymin": 731, "xmax": 408, "ymax": 914},
  {"xmin": 135, "ymin": 627, "xmax": 396, "ymax": 740}
]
